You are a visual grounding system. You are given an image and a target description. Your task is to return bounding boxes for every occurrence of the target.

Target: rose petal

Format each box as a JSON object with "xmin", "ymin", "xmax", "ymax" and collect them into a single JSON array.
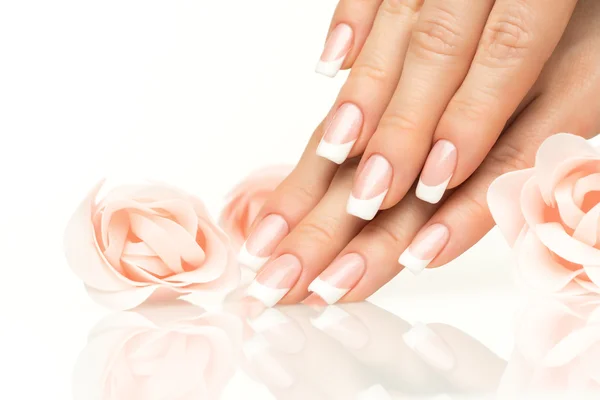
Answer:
[
  {"xmin": 102, "ymin": 212, "xmax": 130, "ymax": 272},
  {"xmin": 123, "ymin": 242, "xmax": 156, "ymax": 257},
  {"xmin": 535, "ymin": 133, "xmax": 600, "ymax": 205},
  {"xmin": 573, "ymin": 202, "xmax": 600, "ymax": 247},
  {"xmin": 129, "ymin": 213, "xmax": 184, "ymax": 274},
  {"xmin": 521, "ymin": 177, "xmax": 548, "ymax": 228},
  {"xmin": 584, "ymin": 265, "xmax": 600, "ymax": 288},
  {"xmin": 85, "ymin": 284, "xmax": 158, "ymax": 310},
  {"xmin": 518, "ymin": 230, "xmax": 585, "ymax": 292},
  {"xmin": 555, "ymin": 174, "xmax": 585, "ymax": 230},
  {"xmin": 536, "ymin": 222, "xmax": 600, "ymax": 265},
  {"xmin": 64, "ymin": 181, "xmax": 139, "ymax": 291},
  {"xmin": 151, "ymin": 216, "xmax": 206, "ymax": 266},
  {"xmin": 574, "ymin": 173, "xmax": 600, "ymax": 207},
  {"xmin": 543, "ymin": 326, "xmax": 600, "ymax": 367},
  {"xmin": 165, "ymin": 218, "xmax": 229, "ymax": 284},
  {"xmin": 487, "ymin": 168, "xmax": 535, "ymax": 245},
  {"xmin": 100, "ymin": 200, "xmax": 157, "ymax": 248},
  {"xmin": 575, "ymin": 278, "xmax": 600, "ymax": 294},
  {"xmin": 144, "ymin": 199, "xmax": 199, "ymax": 238}
]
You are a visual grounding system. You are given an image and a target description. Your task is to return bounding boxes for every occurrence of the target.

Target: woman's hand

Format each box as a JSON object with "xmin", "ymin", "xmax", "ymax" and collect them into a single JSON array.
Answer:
[{"xmin": 242, "ymin": 0, "xmax": 600, "ymax": 307}]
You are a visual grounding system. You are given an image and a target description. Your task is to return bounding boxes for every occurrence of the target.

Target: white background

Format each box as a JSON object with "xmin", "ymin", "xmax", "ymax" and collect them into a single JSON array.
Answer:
[{"xmin": 0, "ymin": 1, "xmax": 517, "ymax": 398}]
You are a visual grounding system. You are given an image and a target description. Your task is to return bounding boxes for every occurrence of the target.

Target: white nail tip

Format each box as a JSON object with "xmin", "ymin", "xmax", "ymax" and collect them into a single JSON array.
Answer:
[
  {"xmin": 308, "ymin": 278, "xmax": 349, "ymax": 305},
  {"xmin": 356, "ymin": 384, "xmax": 393, "ymax": 400},
  {"xmin": 310, "ymin": 305, "xmax": 350, "ymax": 331},
  {"xmin": 247, "ymin": 280, "xmax": 290, "ymax": 308},
  {"xmin": 316, "ymin": 139, "xmax": 356, "ymax": 164},
  {"xmin": 402, "ymin": 322, "xmax": 455, "ymax": 371},
  {"xmin": 416, "ymin": 176, "xmax": 452, "ymax": 204},
  {"xmin": 346, "ymin": 190, "xmax": 387, "ymax": 220},
  {"xmin": 398, "ymin": 248, "xmax": 432, "ymax": 275},
  {"xmin": 248, "ymin": 308, "xmax": 290, "ymax": 333},
  {"xmin": 238, "ymin": 242, "xmax": 269, "ymax": 272},
  {"xmin": 315, "ymin": 58, "xmax": 345, "ymax": 78}
]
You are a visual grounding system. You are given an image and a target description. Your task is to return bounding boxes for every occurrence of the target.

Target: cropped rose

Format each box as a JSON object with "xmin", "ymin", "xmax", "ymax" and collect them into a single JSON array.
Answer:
[
  {"xmin": 219, "ymin": 165, "xmax": 292, "ymax": 248},
  {"xmin": 73, "ymin": 303, "xmax": 243, "ymax": 400},
  {"xmin": 499, "ymin": 296, "xmax": 600, "ymax": 394},
  {"xmin": 488, "ymin": 134, "xmax": 600, "ymax": 294},
  {"xmin": 64, "ymin": 181, "xmax": 240, "ymax": 310}
]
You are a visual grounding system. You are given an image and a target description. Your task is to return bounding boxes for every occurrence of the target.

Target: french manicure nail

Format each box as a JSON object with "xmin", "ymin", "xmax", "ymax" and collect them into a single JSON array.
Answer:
[
  {"xmin": 316, "ymin": 23, "xmax": 353, "ymax": 78},
  {"xmin": 316, "ymin": 103, "xmax": 363, "ymax": 164},
  {"xmin": 238, "ymin": 214, "xmax": 289, "ymax": 271},
  {"xmin": 356, "ymin": 384, "xmax": 393, "ymax": 400},
  {"xmin": 308, "ymin": 253, "xmax": 365, "ymax": 305},
  {"xmin": 311, "ymin": 305, "xmax": 369, "ymax": 349},
  {"xmin": 398, "ymin": 224, "xmax": 449, "ymax": 275},
  {"xmin": 417, "ymin": 140, "xmax": 457, "ymax": 204},
  {"xmin": 247, "ymin": 254, "xmax": 302, "ymax": 307},
  {"xmin": 402, "ymin": 322, "xmax": 455, "ymax": 371},
  {"xmin": 347, "ymin": 154, "xmax": 392, "ymax": 220}
]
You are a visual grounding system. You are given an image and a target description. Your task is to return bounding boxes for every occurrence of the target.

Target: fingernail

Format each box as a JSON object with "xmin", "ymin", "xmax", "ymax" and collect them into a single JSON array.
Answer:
[
  {"xmin": 316, "ymin": 103, "xmax": 363, "ymax": 164},
  {"xmin": 356, "ymin": 384, "xmax": 393, "ymax": 400},
  {"xmin": 311, "ymin": 305, "xmax": 369, "ymax": 349},
  {"xmin": 248, "ymin": 308, "xmax": 306, "ymax": 353},
  {"xmin": 247, "ymin": 254, "xmax": 302, "ymax": 307},
  {"xmin": 398, "ymin": 224, "xmax": 449, "ymax": 275},
  {"xmin": 417, "ymin": 140, "xmax": 457, "ymax": 204},
  {"xmin": 402, "ymin": 322, "xmax": 455, "ymax": 371},
  {"xmin": 308, "ymin": 253, "xmax": 365, "ymax": 305},
  {"xmin": 238, "ymin": 214, "xmax": 289, "ymax": 272},
  {"xmin": 347, "ymin": 154, "xmax": 392, "ymax": 220},
  {"xmin": 316, "ymin": 23, "xmax": 353, "ymax": 78}
]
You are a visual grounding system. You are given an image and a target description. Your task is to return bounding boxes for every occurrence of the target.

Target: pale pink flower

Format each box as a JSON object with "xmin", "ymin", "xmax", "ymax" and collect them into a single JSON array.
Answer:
[
  {"xmin": 73, "ymin": 303, "xmax": 243, "ymax": 400},
  {"xmin": 488, "ymin": 133, "xmax": 600, "ymax": 294},
  {"xmin": 219, "ymin": 165, "xmax": 292, "ymax": 248},
  {"xmin": 64, "ymin": 181, "xmax": 240, "ymax": 310}
]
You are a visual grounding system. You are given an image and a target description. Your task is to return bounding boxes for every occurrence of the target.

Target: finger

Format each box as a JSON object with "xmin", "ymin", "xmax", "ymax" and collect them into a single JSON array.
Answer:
[
  {"xmin": 402, "ymin": 87, "xmax": 600, "ymax": 276},
  {"xmin": 316, "ymin": 0, "xmax": 422, "ymax": 164},
  {"xmin": 415, "ymin": 0, "xmax": 577, "ymax": 204},
  {"xmin": 309, "ymin": 189, "xmax": 439, "ymax": 304},
  {"xmin": 238, "ymin": 122, "xmax": 339, "ymax": 272},
  {"xmin": 315, "ymin": 0, "xmax": 383, "ymax": 77},
  {"xmin": 247, "ymin": 163, "xmax": 366, "ymax": 307},
  {"xmin": 346, "ymin": 0, "xmax": 494, "ymax": 220}
]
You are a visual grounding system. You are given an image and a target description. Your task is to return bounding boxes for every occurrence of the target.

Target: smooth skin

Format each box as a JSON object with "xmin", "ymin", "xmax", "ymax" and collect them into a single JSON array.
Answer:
[{"xmin": 248, "ymin": 0, "xmax": 600, "ymax": 305}]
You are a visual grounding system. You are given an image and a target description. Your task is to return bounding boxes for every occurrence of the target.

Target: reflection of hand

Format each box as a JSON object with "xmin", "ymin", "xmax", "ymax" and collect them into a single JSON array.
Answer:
[
  {"xmin": 73, "ymin": 302, "xmax": 243, "ymax": 400},
  {"xmin": 243, "ymin": 302, "xmax": 505, "ymax": 399},
  {"xmin": 500, "ymin": 296, "xmax": 600, "ymax": 396}
]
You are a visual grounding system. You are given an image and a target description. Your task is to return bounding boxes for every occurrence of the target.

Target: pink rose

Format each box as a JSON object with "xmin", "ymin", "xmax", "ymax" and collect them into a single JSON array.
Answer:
[
  {"xmin": 219, "ymin": 165, "xmax": 292, "ymax": 248},
  {"xmin": 499, "ymin": 297, "xmax": 600, "ymax": 394},
  {"xmin": 73, "ymin": 303, "xmax": 243, "ymax": 399},
  {"xmin": 488, "ymin": 134, "xmax": 600, "ymax": 294},
  {"xmin": 64, "ymin": 181, "xmax": 240, "ymax": 310}
]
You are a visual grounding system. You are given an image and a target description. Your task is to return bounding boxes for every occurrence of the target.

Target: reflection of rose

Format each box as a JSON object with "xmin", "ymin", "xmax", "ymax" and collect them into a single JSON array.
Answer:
[
  {"xmin": 73, "ymin": 303, "xmax": 243, "ymax": 400},
  {"xmin": 499, "ymin": 296, "xmax": 600, "ymax": 394},
  {"xmin": 219, "ymin": 166, "xmax": 292, "ymax": 248},
  {"xmin": 65, "ymin": 181, "xmax": 239, "ymax": 310},
  {"xmin": 488, "ymin": 134, "xmax": 600, "ymax": 294}
]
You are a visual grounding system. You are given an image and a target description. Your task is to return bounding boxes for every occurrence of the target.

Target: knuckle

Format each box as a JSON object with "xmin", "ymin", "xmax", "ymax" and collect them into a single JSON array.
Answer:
[
  {"xmin": 361, "ymin": 222, "xmax": 405, "ymax": 247},
  {"xmin": 296, "ymin": 215, "xmax": 341, "ymax": 244},
  {"xmin": 411, "ymin": 10, "xmax": 463, "ymax": 58},
  {"xmin": 446, "ymin": 93, "xmax": 494, "ymax": 122},
  {"xmin": 378, "ymin": 110, "xmax": 420, "ymax": 134},
  {"xmin": 352, "ymin": 60, "xmax": 389, "ymax": 84},
  {"xmin": 483, "ymin": 140, "xmax": 531, "ymax": 177},
  {"xmin": 281, "ymin": 182, "xmax": 319, "ymax": 208},
  {"xmin": 478, "ymin": 3, "xmax": 535, "ymax": 65},
  {"xmin": 380, "ymin": 0, "xmax": 424, "ymax": 17}
]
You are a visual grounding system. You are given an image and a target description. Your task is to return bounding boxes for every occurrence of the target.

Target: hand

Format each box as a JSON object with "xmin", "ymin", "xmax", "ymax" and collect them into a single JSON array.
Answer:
[
  {"xmin": 242, "ymin": 0, "xmax": 600, "ymax": 306},
  {"xmin": 314, "ymin": 0, "xmax": 578, "ymax": 221}
]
